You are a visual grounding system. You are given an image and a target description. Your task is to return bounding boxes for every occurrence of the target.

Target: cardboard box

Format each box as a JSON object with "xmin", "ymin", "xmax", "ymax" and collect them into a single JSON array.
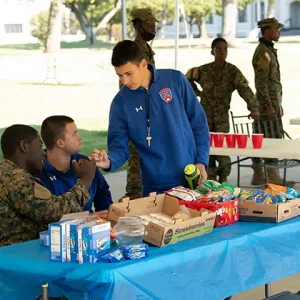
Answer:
[
  {"xmin": 67, "ymin": 221, "xmax": 85, "ymax": 262},
  {"xmin": 39, "ymin": 230, "xmax": 49, "ymax": 247},
  {"xmin": 49, "ymin": 219, "xmax": 76, "ymax": 262},
  {"xmin": 239, "ymin": 198, "xmax": 300, "ymax": 223},
  {"xmin": 179, "ymin": 198, "xmax": 239, "ymax": 227},
  {"xmin": 108, "ymin": 193, "xmax": 216, "ymax": 247},
  {"xmin": 77, "ymin": 221, "xmax": 110, "ymax": 263}
]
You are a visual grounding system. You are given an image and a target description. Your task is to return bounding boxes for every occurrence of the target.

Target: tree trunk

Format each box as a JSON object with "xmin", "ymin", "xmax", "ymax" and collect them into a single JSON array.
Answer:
[
  {"xmin": 108, "ymin": 23, "xmax": 113, "ymax": 41},
  {"xmin": 197, "ymin": 15, "xmax": 208, "ymax": 38},
  {"xmin": 221, "ymin": 0, "xmax": 237, "ymax": 46},
  {"xmin": 93, "ymin": 0, "xmax": 122, "ymax": 37},
  {"xmin": 267, "ymin": 0, "xmax": 275, "ymax": 17},
  {"xmin": 68, "ymin": 3, "xmax": 91, "ymax": 41},
  {"xmin": 45, "ymin": 0, "xmax": 61, "ymax": 53},
  {"xmin": 90, "ymin": 5, "xmax": 94, "ymax": 45}
]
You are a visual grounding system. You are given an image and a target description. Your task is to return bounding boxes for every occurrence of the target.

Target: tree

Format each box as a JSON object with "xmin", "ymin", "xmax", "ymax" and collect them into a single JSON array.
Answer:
[
  {"xmin": 45, "ymin": 0, "xmax": 62, "ymax": 53},
  {"xmin": 267, "ymin": 0, "xmax": 275, "ymax": 17},
  {"xmin": 30, "ymin": 11, "xmax": 49, "ymax": 46},
  {"xmin": 221, "ymin": 0, "xmax": 255, "ymax": 45},
  {"xmin": 65, "ymin": 0, "xmax": 122, "ymax": 44},
  {"xmin": 125, "ymin": 0, "xmax": 175, "ymax": 39},
  {"xmin": 221, "ymin": 0, "xmax": 237, "ymax": 45},
  {"xmin": 184, "ymin": 0, "xmax": 220, "ymax": 38}
]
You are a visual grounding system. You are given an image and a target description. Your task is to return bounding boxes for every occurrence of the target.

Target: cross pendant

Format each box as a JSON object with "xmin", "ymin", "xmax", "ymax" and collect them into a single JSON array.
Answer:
[{"xmin": 146, "ymin": 135, "xmax": 152, "ymax": 147}]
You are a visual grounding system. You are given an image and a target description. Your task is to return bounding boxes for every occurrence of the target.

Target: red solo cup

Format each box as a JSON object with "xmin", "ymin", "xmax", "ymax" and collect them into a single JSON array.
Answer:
[
  {"xmin": 252, "ymin": 134, "xmax": 264, "ymax": 149},
  {"xmin": 236, "ymin": 134, "xmax": 248, "ymax": 148},
  {"xmin": 212, "ymin": 132, "xmax": 225, "ymax": 147},
  {"xmin": 225, "ymin": 133, "xmax": 236, "ymax": 148},
  {"xmin": 209, "ymin": 132, "xmax": 213, "ymax": 146}
]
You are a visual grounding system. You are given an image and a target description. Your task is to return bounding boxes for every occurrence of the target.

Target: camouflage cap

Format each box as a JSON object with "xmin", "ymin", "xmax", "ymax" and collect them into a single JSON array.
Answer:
[
  {"xmin": 131, "ymin": 8, "xmax": 158, "ymax": 23},
  {"xmin": 257, "ymin": 17, "xmax": 284, "ymax": 30}
]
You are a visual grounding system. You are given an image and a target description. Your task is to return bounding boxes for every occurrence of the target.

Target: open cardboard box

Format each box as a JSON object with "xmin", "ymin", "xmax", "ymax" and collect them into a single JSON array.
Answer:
[
  {"xmin": 107, "ymin": 192, "xmax": 216, "ymax": 247},
  {"xmin": 239, "ymin": 198, "xmax": 300, "ymax": 223}
]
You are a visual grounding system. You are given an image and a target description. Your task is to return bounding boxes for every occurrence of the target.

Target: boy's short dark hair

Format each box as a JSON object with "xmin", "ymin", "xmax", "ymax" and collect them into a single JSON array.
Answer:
[
  {"xmin": 111, "ymin": 40, "xmax": 145, "ymax": 67},
  {"xmin": 41, "ymin": 115, "xmax": 74, "ymax": 150},
  {"xmin": 1, "ymin": 124, "xmax": 38, "ymax": 158},
  {"xmin": 211, "ymin": 37, "xmax": 228, "ymax": 49}
]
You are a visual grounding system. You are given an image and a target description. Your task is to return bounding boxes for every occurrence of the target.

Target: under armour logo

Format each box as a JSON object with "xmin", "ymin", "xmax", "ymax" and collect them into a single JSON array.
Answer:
[
  {"xmin": 135, "ymin": 106, "xmax": 143, "ymax": 112},
  {"xmin": 50, "ymin": 176, "xmax": 57, "ymax": 181}
]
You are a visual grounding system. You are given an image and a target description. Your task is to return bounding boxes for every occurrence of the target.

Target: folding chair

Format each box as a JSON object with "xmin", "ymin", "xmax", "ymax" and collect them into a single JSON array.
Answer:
[{"xmin": 230, "ymin": 111, "xmax": 300, "ymax": 187}]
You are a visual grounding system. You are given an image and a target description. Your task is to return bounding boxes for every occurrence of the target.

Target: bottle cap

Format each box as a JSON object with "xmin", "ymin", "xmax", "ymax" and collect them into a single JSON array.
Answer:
[{"xmin": 184, "ymin": 164, "xmax": 196, "ymax": 176}]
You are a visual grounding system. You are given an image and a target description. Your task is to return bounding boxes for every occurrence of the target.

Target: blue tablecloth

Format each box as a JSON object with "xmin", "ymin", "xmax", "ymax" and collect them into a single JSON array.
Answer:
[{"xmin": 1, "ymin": 218, "xmax": 300, "ymax": 300}]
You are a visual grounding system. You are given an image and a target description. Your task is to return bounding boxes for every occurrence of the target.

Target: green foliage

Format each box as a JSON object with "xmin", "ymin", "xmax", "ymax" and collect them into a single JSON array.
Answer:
[
  {"xmin": 30, "ymin": 8, "xmax": 82, "ymax": 46},
  {"xmin": 30, "ymin": 10, "xmax": 49, "ymax": 46},
  {"xmin": 184, "ymin": 0, "xmax": 219, "ymax": 18}
]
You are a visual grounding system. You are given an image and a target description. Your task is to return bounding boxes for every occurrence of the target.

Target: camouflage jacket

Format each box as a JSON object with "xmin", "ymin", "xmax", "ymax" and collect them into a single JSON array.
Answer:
[
  {"xmin": 185, "ymin": 62, "xmax": 259, "ymax": 112},
  {"xmin": 252, "ymin": 38, "xmax": 282, "ymax": 109},
  {"xmin": 0, "ymin": 159, "xmax": 90, "ymax": 246},
  {"xmin": 135, "ymin": 37, "xmax": 155, "ymax": 65}
]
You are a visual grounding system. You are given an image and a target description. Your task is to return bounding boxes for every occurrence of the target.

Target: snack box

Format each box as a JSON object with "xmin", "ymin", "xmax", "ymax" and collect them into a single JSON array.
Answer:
[{"xmin": 108, "ymin": 193, "xmax": 216, "ymax": 247}]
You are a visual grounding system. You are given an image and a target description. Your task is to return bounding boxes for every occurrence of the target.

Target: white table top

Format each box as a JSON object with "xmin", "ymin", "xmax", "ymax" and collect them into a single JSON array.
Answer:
[
  {"xmin": 210, "ymin": 138, "xmax": 300, "ymax": 160},
  {"xmin": 290, "ymin": 118, "xmax": 300, "ymax": 125}
]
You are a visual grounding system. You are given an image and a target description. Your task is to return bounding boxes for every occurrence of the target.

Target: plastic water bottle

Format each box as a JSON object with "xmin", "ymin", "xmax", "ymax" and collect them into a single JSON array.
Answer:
[{"xmin": 184, "ymin": 164, "xmax": 201, "ymax": 190}]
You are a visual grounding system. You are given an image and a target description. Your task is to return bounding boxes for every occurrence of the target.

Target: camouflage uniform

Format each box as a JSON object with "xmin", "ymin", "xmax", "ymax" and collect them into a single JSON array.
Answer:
[
  {"xmin": 252, "ymin": 18, "xmax": 284, "ymax": 167},
  {"xmin": 0, "ymin": 159, "xmax": 90, "ymax": 246},
  {"xmin": 186, "ymin": 62, "xmax": 259, "ymax": 180},
  {"xmin": 121, "ymin": 8, "xmax": 157, "ymax": 199}
]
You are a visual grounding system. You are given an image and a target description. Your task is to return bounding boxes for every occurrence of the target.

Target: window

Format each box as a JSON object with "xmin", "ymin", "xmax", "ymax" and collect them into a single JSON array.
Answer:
[
  {"xmin": 206, "ymin": 14, "xmax": 213, "ymax": 24},
  {"xmin": 4, "ymin": 24, "xmax": 23, "ymax": 34},
  {"xmin": 255, "ymin": 3, "xmax": 258, "ymax": 22},
  {"xmin": 260, "ymin": 2, "xmax": 265, "ymax": 20},
  {"xmin": 238, "ymin": 9, "xmax": 247, "ymax": 23}
]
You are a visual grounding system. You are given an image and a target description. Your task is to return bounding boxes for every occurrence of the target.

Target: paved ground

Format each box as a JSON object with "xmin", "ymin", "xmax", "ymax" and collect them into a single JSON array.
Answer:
[{"xmin": 104, "ymin": 162, "xmax": 300, "ymax": 300}]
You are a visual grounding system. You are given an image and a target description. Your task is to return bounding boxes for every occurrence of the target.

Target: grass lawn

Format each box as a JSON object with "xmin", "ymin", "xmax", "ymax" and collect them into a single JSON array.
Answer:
[
  {"xmin": 0, "ymin": 40, "xmax": 115, "ymax": 51},
  {"xmin": 0, "ymin": 126, "xmax": 127, "ymax": 172}
]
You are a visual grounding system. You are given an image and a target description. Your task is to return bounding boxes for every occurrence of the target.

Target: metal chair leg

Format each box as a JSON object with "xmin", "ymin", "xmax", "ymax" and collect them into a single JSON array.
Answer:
[
  {"xmin": 283, "ymin": 160, "xmax": 287, "ymax": 186},
  {"xmin": 265, "ymin": 283, "xmax": 271, "ymax": 298},
  {"xmin": 263, "ymin": 164, "xmax": 268, "ymax": 184}
]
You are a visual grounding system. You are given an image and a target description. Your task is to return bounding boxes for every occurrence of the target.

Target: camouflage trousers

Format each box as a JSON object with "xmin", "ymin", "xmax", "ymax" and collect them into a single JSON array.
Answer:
[
  {"xmin": 204, "ymin": 104, "xmax": 231, "ymax": 178},
  {"xmin": 252, "ymin": 112, "xmax": 283, "ymax": 166},
  {"xmin": 124, "ymin": 141, "xmax": 142, "ymax": 199}
]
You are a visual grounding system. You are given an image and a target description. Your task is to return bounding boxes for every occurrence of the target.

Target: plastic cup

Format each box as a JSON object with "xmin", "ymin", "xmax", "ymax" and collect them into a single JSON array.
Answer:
[
  {"xmin": 236, "ymin": 134, "xmax": 248, "ymax": 148},
  {"xmin": 212, "ymin": 132, "xmax": 225, "ymax": 148},
  {"xmin": 210, "ymin": 132, "xmax": 213, "ymax": 146},
  {"xmin": 252, "ymin": 134, "xmax": 264, "ymax": 149},
  {"xmin": 225, "ymin": 133, "xmax": 236, "ymax": 148}
]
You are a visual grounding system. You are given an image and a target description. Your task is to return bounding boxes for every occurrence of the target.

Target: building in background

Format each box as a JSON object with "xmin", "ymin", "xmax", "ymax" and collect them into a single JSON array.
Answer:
[
  {"xmin": 0, "ymin": 0, "xmax": 299, "ymax": 45},
  {"xmin": 161, "ymin": 0, "xmax": 300, "ymax": 39},
  {"xmin": 0, "ymin": 0, "xmax": 49, "ymax": 44}
]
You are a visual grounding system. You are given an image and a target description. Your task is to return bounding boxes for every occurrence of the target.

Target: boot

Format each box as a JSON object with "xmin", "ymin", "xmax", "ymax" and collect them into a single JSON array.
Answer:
[
  {"xmin": 251, "ymin": 166, "xmax": 266, "ymax": 185},
  {"xmin": 219, "ymin": 176, "xmax": 228, "ymax": 183},
  {"xmin": 266, "ymin": 168, "xmax": 295, "ymax": 187}
]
